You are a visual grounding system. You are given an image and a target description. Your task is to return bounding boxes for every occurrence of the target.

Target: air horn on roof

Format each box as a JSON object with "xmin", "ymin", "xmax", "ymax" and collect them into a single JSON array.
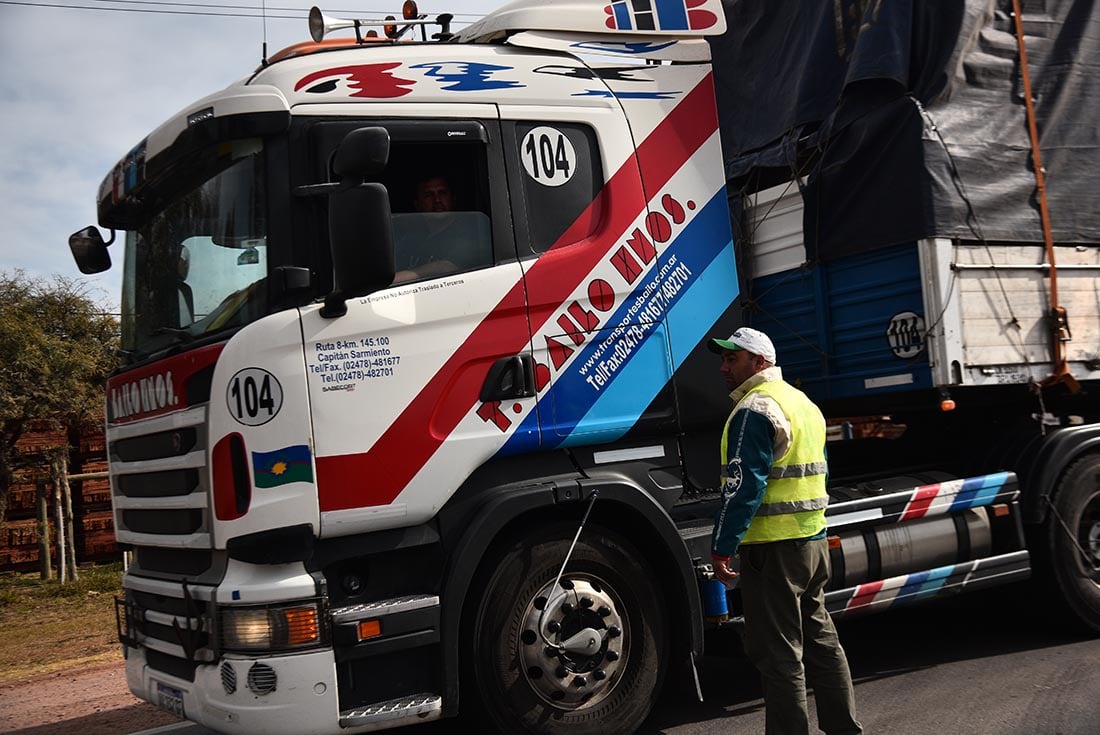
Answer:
[{"xmin": 308, "ymin": 2, "xmax": 453, "ymax": 43}]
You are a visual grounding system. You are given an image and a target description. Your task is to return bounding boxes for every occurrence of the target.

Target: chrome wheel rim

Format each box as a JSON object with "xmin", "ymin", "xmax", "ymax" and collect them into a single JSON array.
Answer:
[{"xmin": 517, "ymin": 576, "xmax": 628, "ymax": 710}]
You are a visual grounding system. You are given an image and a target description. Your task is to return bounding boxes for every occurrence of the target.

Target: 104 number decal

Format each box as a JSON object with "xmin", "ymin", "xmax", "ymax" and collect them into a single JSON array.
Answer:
[
  {"xmin": 521, "ymin": 126, "xmax": 577, "ymax": 187},
  {"xmin": 227, "ymin": 368, "xmax": 283, "ymax": 426}
]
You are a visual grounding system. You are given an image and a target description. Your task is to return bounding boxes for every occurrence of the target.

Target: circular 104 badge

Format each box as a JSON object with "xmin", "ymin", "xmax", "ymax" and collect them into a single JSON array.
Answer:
[
  {"xmin": 520, "ymin": 126, "xmax": 577, "ymax": 187},
  {"xmin": 226, "ymin": 368, "xmax": 283, "ymax": 426}
]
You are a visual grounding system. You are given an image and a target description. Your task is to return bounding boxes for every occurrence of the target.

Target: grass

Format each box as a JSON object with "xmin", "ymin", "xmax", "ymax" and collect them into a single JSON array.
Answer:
[{"xmin": 0, "ymin": 561, "xmax": 126, "ymax": 684}]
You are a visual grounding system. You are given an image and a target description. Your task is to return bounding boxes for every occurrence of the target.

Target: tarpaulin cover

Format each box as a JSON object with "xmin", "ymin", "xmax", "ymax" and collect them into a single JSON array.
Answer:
[{"xmin": 710, "ymin": 0, "xmax": 1100, "ymax": 259}]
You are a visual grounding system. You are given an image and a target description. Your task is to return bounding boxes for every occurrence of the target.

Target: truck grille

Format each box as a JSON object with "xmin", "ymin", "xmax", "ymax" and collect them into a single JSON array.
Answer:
[
  {"xmin": 120, "ymin": 577, "xmax": 217, "ymax": 681},
  {"xmin": 116, "ymin": 469, "xmax": 199, "ymax": 497},
  {"xmin": 107, "ymin": 406, "xmax": 212, "ymax": 549},
  {"xmin": 109, "ymin": 406, "xmax": 225, "ymax": 683},
  {"xmin": 113, "ymin": 427, "xmax": 199, "ymax": 462}
]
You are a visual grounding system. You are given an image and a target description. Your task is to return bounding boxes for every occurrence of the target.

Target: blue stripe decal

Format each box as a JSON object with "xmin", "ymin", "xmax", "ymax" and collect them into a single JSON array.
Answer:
[
  {"xmin": 665, "ymin": 227, "xmax": 735, "ymax": 374},
  {"xmin": 570, "ymin": 41, "xmax": 678, "ymax": 56},
  {"xmin": 950, "ymin": 472, "xmax": 1008, "ymax": 512},
  {"xmin": 556, "ymin": 324, "xmax": 673, "ymax": 446},
  {"xmin": 613, "ymin": 2, "xmax": 632, "ymax": 30},
  {"xmin": 555, "ymin": 189, "xmax": 734, "ymax": 447},
  {"xmin": 654, "ymin": 0, "xmax": 688, "ymax": 30},
  {"xmin": 893, "ymin": 566, "xmax": 952, "ymax": 606},
  {"xmin": 971, "ymin": 471, "xmax": 1010, "ymax": 507},
  {"xmin": 495, "ymin": 187, "xmax": 734, "ymax": 456}
]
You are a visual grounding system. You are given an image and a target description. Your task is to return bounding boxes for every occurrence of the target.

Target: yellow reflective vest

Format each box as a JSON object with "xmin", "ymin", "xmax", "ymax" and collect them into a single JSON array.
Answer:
[{"xmin": 720, "ymin": 378, "xmax": 829, "ymax": 544}]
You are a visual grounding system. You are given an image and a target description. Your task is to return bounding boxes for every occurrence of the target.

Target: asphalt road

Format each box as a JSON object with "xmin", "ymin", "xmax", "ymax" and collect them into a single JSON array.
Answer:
[{"xmin": 136, "ymin": 581, "xmax": 1100, "ymax": 735}]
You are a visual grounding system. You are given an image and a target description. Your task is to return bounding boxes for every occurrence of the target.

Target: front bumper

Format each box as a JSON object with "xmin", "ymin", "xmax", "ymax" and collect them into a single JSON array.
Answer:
[{"xmin": 126, "ymin": 645, "xmax": 341, "ymax": 735}]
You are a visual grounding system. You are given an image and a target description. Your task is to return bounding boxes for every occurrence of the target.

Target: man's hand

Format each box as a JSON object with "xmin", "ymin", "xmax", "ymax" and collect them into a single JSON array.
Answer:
[{"xmin": 713, "ymin": 557, "xmax": 739, "ymax": 584}]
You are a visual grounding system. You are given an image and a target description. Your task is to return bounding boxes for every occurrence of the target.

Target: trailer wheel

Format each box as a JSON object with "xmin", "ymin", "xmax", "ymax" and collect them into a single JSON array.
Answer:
[
  {"xmin": 464, "ymin": 523, "xmax": 667, "ymax": 735},
  {"xmin": 1040, "ymin": 454, "xmax": 1100, "ymax": 633}
]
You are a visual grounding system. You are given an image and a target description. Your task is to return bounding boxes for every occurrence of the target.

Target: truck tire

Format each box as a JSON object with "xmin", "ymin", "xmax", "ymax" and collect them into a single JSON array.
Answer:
[
  {"xmin": 464, "ymin": 523, "xmax": 668, "ymax": 735},
  {"xmin": 1037, "ymin": 454, "xmax": 1100, "ymax": 633}
]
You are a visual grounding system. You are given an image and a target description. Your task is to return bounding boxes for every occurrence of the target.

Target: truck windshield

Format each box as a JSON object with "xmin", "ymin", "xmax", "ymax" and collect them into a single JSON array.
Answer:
[{"xmin": 120, "ymin": 139, "xmax": 268, "ymax": 361}]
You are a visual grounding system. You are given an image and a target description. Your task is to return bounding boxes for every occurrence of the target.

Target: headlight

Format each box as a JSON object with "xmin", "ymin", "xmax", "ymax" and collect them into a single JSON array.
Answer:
[{"xmin": 220, "ymin": 601, "xmax": 327, "ymax": 652}]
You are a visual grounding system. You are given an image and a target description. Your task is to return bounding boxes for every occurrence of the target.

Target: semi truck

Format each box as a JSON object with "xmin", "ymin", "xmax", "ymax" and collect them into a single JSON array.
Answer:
[{"xmin": 68, "ymin": 1, "xmax": 1099, "ymax": 733}]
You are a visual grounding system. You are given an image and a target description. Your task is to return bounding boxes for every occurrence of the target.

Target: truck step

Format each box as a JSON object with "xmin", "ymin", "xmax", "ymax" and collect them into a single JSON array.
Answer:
[
  {"xmin": 339, "ymin": 692, "xmax": 442, "ymax": 730},
  {"xmin": 331, "ymin": 594, "xmax": 439, "ymax": 624}
]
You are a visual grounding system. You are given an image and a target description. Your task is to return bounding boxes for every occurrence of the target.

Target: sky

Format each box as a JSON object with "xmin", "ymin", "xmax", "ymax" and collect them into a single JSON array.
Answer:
[{"xmin": 0, "ymin": 0, "xmax": 501, "ymax": 311}]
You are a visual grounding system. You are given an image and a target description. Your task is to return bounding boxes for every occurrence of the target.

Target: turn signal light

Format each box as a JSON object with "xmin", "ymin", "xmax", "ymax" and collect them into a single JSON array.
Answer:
[
  {"xmin": 285, "ymin": 606, "xmax": 321, "ymax": 646},
  {"xmin": 402, "ymin": 0, "xmax": 418, "ymax": 19},
  {"xmin": 827, "ymin": 535, "xmax": 842, "ymax": 550},
  {"xmin": 384, "ymin": 15, "xmax": 397, "ymax": 38},
  {"xmin": 357, "ymin": 619, "xmax": 382, "ymax": 640}
]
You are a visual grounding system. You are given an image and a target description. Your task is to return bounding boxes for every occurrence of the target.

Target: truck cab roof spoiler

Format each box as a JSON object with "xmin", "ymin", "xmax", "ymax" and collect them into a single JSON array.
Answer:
[{"xmin": 453, "ymin": 0, "xmax": 727, "ymax": 44}]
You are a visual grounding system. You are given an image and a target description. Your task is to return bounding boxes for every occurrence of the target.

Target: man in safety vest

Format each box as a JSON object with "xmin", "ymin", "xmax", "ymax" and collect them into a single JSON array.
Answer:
[{"xmin": 709, "ymin": 327, "xmax": 862, "ymax": 735}]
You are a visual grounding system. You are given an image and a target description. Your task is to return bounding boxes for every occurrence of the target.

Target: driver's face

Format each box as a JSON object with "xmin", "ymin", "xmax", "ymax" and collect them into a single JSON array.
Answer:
[{"xmin": 415, "ymin": 177, "xmax": 454, "ymax": 213}]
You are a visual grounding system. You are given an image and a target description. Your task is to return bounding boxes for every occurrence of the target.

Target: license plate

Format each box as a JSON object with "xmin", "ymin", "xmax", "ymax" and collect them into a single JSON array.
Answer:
[{"xmin": 155, "ymin": 681, "xmax": 186, "ymax": 718}]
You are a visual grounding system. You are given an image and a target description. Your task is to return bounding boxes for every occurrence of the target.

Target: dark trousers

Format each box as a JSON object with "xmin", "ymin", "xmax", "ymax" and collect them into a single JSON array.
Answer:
[{"xmin": 739, "ymin": 537, "xmax": 863, "ymax": 735}]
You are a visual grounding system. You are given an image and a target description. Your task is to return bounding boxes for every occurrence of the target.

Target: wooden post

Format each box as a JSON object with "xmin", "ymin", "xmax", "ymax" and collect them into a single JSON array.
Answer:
[
  {"xmin": 54, "ymin": 472, "xmax": 67, "ymax": 584},
  {"xmin": 36, "ymin": 479, "xmax": 52, "ymax": 580},
  {"xmin": 50, "ymin": 454, "xmax": 78, "ymax": 584},
  {"xmin": 59, "ymin": 457, "xmax": 78, "ymax": 581},
  {"xmin": 66, "ymin": 425, "xmax": 87, "ymax": 573}
]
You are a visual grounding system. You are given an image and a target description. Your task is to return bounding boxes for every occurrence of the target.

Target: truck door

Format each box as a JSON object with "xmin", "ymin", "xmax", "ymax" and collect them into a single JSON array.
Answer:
[
  {"xmin": 614, "ymin": 65, "xmax": 740, "ymax": 493},
  {"xmin": 494, "ymin": 65, "xmax": 736, "ymax": 459},
  {"xmin": 490, "ymin": 101, "xmax": 674, "ymax": 452},
  {"xmin": 298, "ymin": 109, "xmax": 533, "ymax": 536}
]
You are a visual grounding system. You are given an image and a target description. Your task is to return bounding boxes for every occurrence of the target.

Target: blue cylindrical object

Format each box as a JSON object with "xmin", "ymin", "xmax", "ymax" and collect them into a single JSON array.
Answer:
[{"xmin": 702, "ymin": 577, "xmax": 729, "ymax": 620}]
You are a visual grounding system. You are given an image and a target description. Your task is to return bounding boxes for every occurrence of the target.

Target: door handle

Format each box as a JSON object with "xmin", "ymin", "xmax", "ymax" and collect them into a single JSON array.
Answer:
[{"xmin": 480, "ymin": 355, "xmax": 537, "ymax": 401}]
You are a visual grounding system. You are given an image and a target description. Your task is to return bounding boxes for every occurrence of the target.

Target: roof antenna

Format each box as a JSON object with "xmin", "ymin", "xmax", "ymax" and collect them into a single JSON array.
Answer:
[{"xmin": 260, "ymin": 0, "xmax": 269, "ymax": 67}]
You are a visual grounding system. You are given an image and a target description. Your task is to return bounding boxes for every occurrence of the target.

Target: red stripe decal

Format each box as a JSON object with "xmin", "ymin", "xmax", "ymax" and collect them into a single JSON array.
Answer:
[
  {"xmin": 107, "ymin": 342, "xmax": 225, "ymax": 424},
  {"xmin": 847, "ymin": 580, "xmax": 884, "ymax": 612},
  {"xmin": 901, "ymin": 484, "xmax": 940, "ymax": 521},
  {"xmin": 317, "ymin": 74, "xmax": 719, "ymax": 512}
]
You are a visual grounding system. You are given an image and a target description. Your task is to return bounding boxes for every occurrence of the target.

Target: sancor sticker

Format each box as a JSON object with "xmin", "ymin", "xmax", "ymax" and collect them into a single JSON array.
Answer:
[
  {"xmin": 226, "ymin": 368, "xmax": 283, "ymax": 426},
  {"xmin": 520, "ymin": 126, "xmax": 577, "ymax": 187}
]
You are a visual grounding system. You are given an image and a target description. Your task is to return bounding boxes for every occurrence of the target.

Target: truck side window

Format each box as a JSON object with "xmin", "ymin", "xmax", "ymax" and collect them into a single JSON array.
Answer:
[
  {"xmin": 384, "ymin": 142, "xmax": 495, "ymax": 283},
  {"xmin": 514, "ymin": 122, "xmax": 602, "ymax": 254}
]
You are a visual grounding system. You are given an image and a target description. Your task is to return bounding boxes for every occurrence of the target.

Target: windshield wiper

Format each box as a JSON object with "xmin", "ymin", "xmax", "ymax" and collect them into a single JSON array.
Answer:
[{"xmin": 152, "ymin": 326, "xmax": 195, "ymax": 344}]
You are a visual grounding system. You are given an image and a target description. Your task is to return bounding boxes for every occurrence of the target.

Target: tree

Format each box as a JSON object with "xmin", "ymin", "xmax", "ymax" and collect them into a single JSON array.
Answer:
[{"xmin": 0, "ymin": 270, "xmax": 118, "ymax": 528}]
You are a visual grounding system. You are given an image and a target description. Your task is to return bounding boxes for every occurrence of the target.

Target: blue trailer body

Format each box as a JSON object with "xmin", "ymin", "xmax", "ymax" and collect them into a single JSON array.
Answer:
[{"xmin": 750, "ymin": 242, "xmax": 932, "ymax": 402}]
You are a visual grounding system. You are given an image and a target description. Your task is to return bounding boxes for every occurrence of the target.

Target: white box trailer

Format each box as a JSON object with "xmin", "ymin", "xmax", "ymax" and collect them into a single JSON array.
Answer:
[{"xmin": 742, "ymin": 181, "xmax": 1100, "ymax": 400}]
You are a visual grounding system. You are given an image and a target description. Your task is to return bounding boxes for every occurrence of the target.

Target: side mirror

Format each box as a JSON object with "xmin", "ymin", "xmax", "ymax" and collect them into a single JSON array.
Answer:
[
  {"xmin": 331, "ymin": 127, "xmax": 390, "ymax": 180},
  {"xmin": 323, "ymin": 184, "xmax": 395, "ymax": 317},
  {"xmin": 322, "ymin": 127, "xmax": 395, "ymax": 317},
  {"xmin": 68, "ymin": 226, "xmax": 114, "ymax": 274}
]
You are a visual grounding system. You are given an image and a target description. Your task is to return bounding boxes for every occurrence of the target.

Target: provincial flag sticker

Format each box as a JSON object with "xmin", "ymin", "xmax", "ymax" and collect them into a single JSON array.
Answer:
[{"xmin": 252, "ymin": 445, "xmax": 314, "ymax": 488}]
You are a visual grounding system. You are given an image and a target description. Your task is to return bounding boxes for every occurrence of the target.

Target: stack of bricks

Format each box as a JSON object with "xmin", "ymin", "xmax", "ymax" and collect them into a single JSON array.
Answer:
[{"xmin": 0, "ymin": 420, "xmax": 116, "ymax": 572}]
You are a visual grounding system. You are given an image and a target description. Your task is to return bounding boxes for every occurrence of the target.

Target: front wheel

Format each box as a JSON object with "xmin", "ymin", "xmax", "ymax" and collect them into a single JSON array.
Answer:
[
  {"xmin": 1036, "ymin": 454, "xmax": 1100, "ymax": 633},
  {"xmin": 465, "ymin": 523, "xmax": 668, "ymax": 735}
]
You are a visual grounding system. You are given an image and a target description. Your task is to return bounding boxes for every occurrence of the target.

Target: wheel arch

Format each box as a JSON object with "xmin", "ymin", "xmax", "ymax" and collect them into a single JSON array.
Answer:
[
  {"xmin": 1019, "ymin": 424, "xmax": 1100, "ymax": 524},
  {"xmin": 437, "ymin": 477, "xmax": 704, "ymax": 716}
]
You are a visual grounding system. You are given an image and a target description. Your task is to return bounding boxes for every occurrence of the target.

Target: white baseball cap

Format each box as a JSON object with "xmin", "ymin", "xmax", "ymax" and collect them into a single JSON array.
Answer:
[{"xmin": 708, "ymin": 327, "xmax": 776, "ymax": 363}]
